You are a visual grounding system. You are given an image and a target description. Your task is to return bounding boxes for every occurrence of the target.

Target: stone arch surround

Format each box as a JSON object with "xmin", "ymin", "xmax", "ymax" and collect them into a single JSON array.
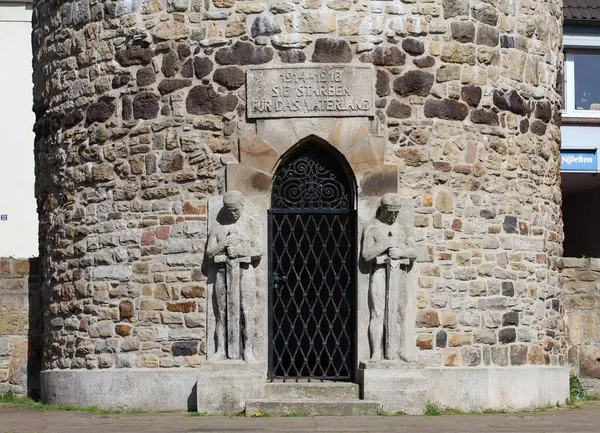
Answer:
[{"xmin": 226, "ymin": 117, "xmax": 399, "ymax": 199}]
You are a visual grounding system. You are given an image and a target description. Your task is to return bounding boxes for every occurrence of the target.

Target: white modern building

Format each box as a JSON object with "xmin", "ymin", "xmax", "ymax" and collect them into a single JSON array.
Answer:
[
  {"xmin": 0, "ymin": 0, "xmax": 37, "ymax": 257},
  {"xmin": 561, "ymin": 0, "xmax": 600, "ymax": 258}
]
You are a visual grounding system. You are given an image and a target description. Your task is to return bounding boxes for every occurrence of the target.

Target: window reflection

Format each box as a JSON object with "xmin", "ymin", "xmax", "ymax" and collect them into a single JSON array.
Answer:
[{"xmin": 574, "ymin": 53, "xmax": 600, "ymax": 111}]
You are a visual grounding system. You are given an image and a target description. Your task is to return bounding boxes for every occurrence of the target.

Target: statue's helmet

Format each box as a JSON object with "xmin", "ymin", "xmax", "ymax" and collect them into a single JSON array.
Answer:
[
  {"xmin": 223, "ymin": 190, "xmax": 245, "ymax": 208},
  {"xmin": 380, "ymin": 193, "xmax": 402, "ymax": 212}
]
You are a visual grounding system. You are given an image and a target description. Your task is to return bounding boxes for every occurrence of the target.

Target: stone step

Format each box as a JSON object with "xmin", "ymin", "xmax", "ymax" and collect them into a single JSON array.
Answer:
[
  {"xmin": 245, "ymin": 398, "xmax": 381, "ymax": 417},
  {"xmin": 264, "ymin": 381, "xmax": 360, "ymax": 400}
]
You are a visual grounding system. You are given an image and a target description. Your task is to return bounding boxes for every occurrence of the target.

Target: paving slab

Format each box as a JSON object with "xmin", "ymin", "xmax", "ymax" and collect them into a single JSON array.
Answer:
[{"xmin": 2, "ymin": 402, "xmax": 600, "ymax": 433}]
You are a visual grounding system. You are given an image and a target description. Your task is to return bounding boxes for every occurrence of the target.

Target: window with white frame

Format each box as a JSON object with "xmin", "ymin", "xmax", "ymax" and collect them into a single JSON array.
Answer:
[{"xmin": 564, "ymin": 51, "xmax": 600, "ymax": 118}]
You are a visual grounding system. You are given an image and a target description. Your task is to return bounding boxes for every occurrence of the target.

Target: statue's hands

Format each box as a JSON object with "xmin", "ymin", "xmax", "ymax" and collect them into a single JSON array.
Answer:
[
  {"xmin": 388, "ymin": 246, "xmax": 417, "ymax": 260},
  {"xmin": 388, "ymin": 247, "xmax": 403, "ymax": 259},
  {"xmin": 211, "ymin": 243, "xmax": 227, "ymax": 257},
  {"xmin": 226, "ymin": 245, "xmax": 241, "ymax": 259},
  {"xmin": 227, "ymin": 239, "xmax": 249, "ymax": 259}
]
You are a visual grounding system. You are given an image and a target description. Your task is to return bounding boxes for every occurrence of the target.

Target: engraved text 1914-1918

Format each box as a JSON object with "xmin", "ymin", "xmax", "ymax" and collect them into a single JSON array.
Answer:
[{"xmin": 246, "ymin": 66, "xmax": 374, "ymax": 119}]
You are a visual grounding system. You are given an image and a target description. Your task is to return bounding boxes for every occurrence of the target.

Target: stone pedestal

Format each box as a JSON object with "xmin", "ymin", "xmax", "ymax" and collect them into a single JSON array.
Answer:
[
  {"xmin": 196, "ymin": 360, "xmax": 266, "ymax": 414},
  {"xmin": 357, "ymin": 360, "xmax": 429, "ymax": 415},
  {"xmin": 426, "ymin": 366, "xmax": 569, "ymax": 412}
]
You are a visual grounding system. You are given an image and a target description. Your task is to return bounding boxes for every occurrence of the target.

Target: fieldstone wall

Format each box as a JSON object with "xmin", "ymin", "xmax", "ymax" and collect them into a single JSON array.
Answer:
[
  {"xmin": 32, "ymin": 0, "xmax": 564, "ymax": 372},
  {"xmin": 0, "ymin": 258, "xmax": 41, "ymax": 397},
  {"xmin": 563, "ymin": 257, "xmax": 600, "ymax": 392}
]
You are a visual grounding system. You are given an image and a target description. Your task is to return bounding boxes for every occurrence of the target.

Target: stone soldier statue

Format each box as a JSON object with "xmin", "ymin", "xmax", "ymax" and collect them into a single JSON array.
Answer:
[
  {"xmin": 361, "ymin": 193, "xmax": 417, "ymax": 361},
  {"xmin": 206, "ymin": 191, "xmax": 264, "ymax": 362}
]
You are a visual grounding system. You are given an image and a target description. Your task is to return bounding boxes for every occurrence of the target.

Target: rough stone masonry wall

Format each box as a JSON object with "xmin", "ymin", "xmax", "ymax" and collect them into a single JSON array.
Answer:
[
  {"xmin": 32, "ymin": 0, "xmax": 564, "ymax": 371},
  {"xmin": 0, "ymin": 258, "xmax": 41, "ymax": 396},
  {"xmin": 563, "ymin": 257, "xmax": 600, "ymax": 392}
]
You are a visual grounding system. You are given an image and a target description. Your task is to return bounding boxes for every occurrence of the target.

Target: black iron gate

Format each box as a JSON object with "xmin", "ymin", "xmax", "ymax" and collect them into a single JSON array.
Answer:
[{"xmin": 268, "ymin": 144, "xmax": 356, "ymax": 381}]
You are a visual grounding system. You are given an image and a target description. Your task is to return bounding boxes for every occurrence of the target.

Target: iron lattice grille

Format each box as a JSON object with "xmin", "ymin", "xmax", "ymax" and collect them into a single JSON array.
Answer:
[{"xmin": 269, "ymin": 148, "xmax": 356, "ymax": 381}]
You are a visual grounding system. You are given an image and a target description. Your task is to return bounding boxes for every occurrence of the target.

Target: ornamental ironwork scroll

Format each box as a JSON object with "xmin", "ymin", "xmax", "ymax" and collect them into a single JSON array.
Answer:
[{"xmin": 271, "ymin": 150, "xmax": 351, "ymax": 211}]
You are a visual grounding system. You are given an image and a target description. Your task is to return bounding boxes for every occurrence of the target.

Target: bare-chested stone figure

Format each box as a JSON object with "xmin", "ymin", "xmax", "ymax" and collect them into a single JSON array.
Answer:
[
  {"xmin": 361, "ymin": 193, "xmax": 417, "ymax": 361},
  {"xmin": 206, "ymin": 191, "xmax": 264, "ymax": 362}
]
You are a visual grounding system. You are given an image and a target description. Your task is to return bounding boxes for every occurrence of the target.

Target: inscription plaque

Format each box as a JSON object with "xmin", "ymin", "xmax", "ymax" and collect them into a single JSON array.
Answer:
[{"xmin": 246, "ymin": 66, "xmax": 374, "ymax": 119}]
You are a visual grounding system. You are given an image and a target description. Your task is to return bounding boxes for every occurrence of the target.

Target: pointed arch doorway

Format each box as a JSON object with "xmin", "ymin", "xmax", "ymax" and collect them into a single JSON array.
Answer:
[{"xmin": 268, "ymin": 138, "xmax": 357, "ymax": 381}]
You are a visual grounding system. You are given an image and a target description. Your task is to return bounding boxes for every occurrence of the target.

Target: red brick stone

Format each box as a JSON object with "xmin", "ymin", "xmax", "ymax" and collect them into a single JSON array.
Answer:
[
  {"xmin": 115, "ymin": 324, "xmax": 132, "ymax": 336},
  {"xmin": 184, "ymin": 215, "xmax": 207, "ymax": 221},
  {"xmin": 416, "ymin": 334, "xmax": 433, "ymax": 350},
  {"xmin": 433, "ymin": 161, "xmax": 452, "ymax": 172},
  {"xmin": 167, "ymin": 301, "xmax": 196, "ymax": 313},
  {"xmin": 183, "ymin": 201, "xmax": 206, "ymax": 215},
  {"xmin": 0, "ymin": 258, "xmax": 10, "ymax": 274},
  {"xmin": 120, "ymin": 300, "xmax": 134, "ymax": 319},
  {"xmin": 519, "ymin": 222, "xmax": 528, "ymax": 235},
  {"xmin": 142, "ymin": 230, "xmax": 156, "ymax": 246},
  {"xmin": 451, "ymin": 219, "xmax": 462, "ymax": 231},
  {"xmin": 156, "ymin": 226, "xmax": 170, "ymax": 240},
  {"xmin": 535, "ymin": 254, "xmax": 547, "ymax": 264},
  {"xmin": 416, "ymin": 310, "xmax": 440, "ymax": 327},
  {"xmin": 181, "ymin": 284, "xmax": 206, "ymax": 298}
]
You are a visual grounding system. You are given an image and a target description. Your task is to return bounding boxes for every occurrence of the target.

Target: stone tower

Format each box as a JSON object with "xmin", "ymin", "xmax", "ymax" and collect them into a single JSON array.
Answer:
[{"xmin": 32, "ymin": 0, "xmax": 568, "ymax": 414}]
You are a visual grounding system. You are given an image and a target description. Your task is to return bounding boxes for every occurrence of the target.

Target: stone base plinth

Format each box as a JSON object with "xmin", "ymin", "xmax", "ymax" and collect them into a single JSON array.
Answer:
[
  {"xmin": 358, "ymin": 363, "xmax": 569, "ymax": 414},
  {"xmin": 196, "ymin": 360, "xmax": 266, "ymax": 414},
  {"xmin": 426, "ymin": 366, "xmax": 569, "ymax": 412},
  {"xmin": 40, "ymin": 365, "xmax": 569, "ymax": 414},
  {"xmin": 357, "ymin": 360, "xmax": 429, "ymax": 415},
  {"xmin": 41, "ymin": 369, "xmax": 200, "ymax": 411}
]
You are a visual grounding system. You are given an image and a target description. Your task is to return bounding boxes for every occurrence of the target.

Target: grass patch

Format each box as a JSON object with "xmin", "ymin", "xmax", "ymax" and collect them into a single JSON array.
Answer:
[
  {"xmin": 533, "ymin": 404, "xmax": 555, "ymax": 413},
  {"xmin": 249, "ymin": 411, "xmax": 270, "ymax": 418},
  {"xmin": 0, "ymin": 392, "xmax": 32, "ymax": 405},
  {"xmin": 581, "ymin": 394, "xmax": 600, "ymax": 401},
  {"xmin": 570, "ymin": 372, "xmax": 584, "ymax": 400},
  {"xmin": 481, "ymin": 408, "xmax": 507, "ymax": 414},
  {"xmin": 568, "ymin": 372, "xmax": 600, "ymax": 405},
  {"xmin": 439, "ymin": 407, "xmax": 464, "ymax": 415},
  {"xmin": 424, "ymin": 402, "xmax": 442, "ymax": 416},
  {"xmin": 422, "ymin": 397, "xmax": 591, "ymax": 417},
  {"xmin": 0, "ymin": 391, "xmax": 151, "ymax": 415},
  {"xmin": 377, "ymin": 409, "xmax": 408, "ymax": 416},
  {"xmin": 186, "ymin": 412, "xmax": 229, "ymax": 417},
  {"xmin": 423, "ymin": 403, "xmax": 510, "ymax": 416},
  {"xmin": 284, "ymin": 412, "xmax": 310, "ymax": 417}
]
